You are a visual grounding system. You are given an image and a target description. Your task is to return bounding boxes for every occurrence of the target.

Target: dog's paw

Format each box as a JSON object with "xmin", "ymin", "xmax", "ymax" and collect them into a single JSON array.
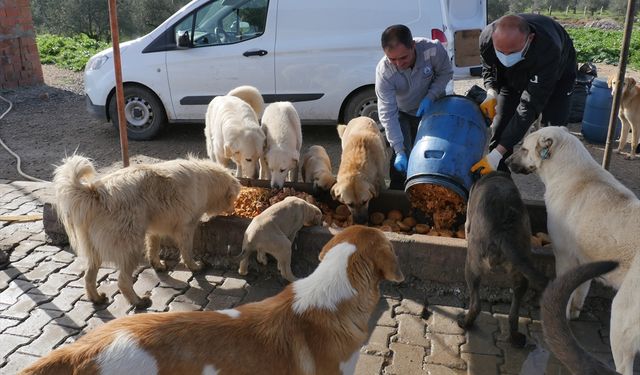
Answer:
[
  {"xmin": 152, "ymin": 260, "xmax": 168, "ymax": 273},
  {"xmin": 237, "ymin": 267, "xmax": 248, "ymax": 276},
  {"xmin": 90, "ymin": 293, "xmax": 109, "ymax": 305},
  {"xmin": 188, "ymin": 261, "xmax": 205, "ymax": 273},
  {"xmin": 509, "ymin": 332, "xmax": 527, "ymax": 348},
  {"xmin": 624, "ymin": 154, "xmax": 637, "ymax": 160},
  {"xmin": 614, "ymin": 148, "xmax": 623, "ymax": 154},
  {"xmin": 134, "ymin": 296, "xmax": 152, "ymax": 310},
  {"xmin": 456, "ymin": 313, "xmax": 472, "ymax": 329}
]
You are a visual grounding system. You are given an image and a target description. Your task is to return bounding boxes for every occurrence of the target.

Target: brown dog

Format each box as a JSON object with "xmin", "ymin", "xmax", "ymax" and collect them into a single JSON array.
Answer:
[
  {"xmin": 607, "ymin": 75, "xmax": 640, "ymax": 159},
  {"xmin": 301, "ymin": 145, "xmax": 336, "ymax": 194},
  {"xmin": 238, "ymin": 196, "xmax": 323, "ymax": 281},
  {"xmin": 53, "ymin": 155, "xmax": 241, "ymax": 309},
  {"xmin": 332, "ymin": 116, "xmax": 388, "ymax": 224},
  {"xmin": 20, "ymin": 226, "xmax": 404, "ymax": 375}
]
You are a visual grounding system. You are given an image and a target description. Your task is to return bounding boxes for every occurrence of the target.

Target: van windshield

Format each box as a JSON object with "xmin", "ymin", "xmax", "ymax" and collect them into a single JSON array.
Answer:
[{"xmin": 174, "ymin": 0, "xmax": 268, "ymax": 47}]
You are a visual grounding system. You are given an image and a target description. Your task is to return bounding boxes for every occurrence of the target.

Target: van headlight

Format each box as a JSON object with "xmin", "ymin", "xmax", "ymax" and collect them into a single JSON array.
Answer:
[{"xmin": 86, "ymin": 55, "xmax": 109, "ymax": 71}]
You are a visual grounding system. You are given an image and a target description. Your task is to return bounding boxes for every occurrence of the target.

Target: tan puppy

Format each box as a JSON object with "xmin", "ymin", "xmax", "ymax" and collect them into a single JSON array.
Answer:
[
  {"xmin": 238, "ymin": 196, "xmax": 323, "ymax": 281},
  {"xmin": 205, "ymin": 85, "xmax": 265, "ymax": 178},
  {"xmin": 260, "ymin": 101, "xmax": 303, "ymax": 189},
  {"xmin": 21, "ymin": 226, "xmax": 404, "ymax": 375},
  {"xmin": 301, "ymin": 145, "xmax": 336, "ymax": 193},
  {"xmin": 607, "ymin": 75, "xmax": 640, "ymax": 159},
  {"xmin": 52, "ymin": 155, "xmax": 241, "ymax": 309},
  {"xmin": 332, "ymin": 116, "xmax": 388, "ymax": 224},
  {"xmin": 506, "ymin": 127, "xmax": 640, "ymax": 375}
]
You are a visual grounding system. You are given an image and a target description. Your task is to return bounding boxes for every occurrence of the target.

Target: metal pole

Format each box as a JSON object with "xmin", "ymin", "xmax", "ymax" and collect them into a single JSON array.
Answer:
[
  {"xmin": 107, "ymin": 0, "xmax": 130, "ymax": 168},
  {"xmin": 602, "ymin": 0, "xmax": 635, "ymax": 169}
]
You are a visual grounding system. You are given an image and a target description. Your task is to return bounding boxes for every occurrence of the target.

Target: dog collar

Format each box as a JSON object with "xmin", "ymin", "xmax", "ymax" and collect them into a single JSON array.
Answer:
[{"xmin": 539, "ymin": 147, "xmax": 550, "ymax": 160}]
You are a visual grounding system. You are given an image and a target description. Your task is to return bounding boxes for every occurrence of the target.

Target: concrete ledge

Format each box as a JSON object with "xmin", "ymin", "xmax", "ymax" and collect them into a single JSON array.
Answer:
[{"xmin": 43, "ymin": 179, "xmax": 555, "ymax": 287}]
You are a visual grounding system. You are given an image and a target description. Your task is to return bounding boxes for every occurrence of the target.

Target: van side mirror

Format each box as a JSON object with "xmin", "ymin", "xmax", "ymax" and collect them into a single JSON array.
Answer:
[{"xmin": 177, "ymin": 31, "xmax": 191, "ymax": 48}]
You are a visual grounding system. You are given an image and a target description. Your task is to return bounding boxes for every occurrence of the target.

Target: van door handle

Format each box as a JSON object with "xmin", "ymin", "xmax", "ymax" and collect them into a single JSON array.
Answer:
[{"xmin": 243, "ymin": 49, "xmax": 268, "ymax": 57}]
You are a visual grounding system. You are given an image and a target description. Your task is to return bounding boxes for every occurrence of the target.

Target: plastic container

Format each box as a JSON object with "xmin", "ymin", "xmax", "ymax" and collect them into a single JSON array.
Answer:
[
  {"xmin": 405, "ymin": 95, "xmax": 488, "ymax": 200},
  {"xmin": 581, "ymin": 78, "xmax": 621, "ymax": 144}
]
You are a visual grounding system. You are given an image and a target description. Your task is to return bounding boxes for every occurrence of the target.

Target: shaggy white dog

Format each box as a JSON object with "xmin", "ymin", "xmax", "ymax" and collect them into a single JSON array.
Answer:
[{"xmin": 260, "ymin": 101, "xmax": 302, "ymax": 189}]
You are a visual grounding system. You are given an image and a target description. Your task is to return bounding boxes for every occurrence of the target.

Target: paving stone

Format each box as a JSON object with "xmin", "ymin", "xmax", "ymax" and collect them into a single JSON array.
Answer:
[
  {"xmin": 9, "ymin": 240, "xmax": 42, "ymax": 262},
  {"xmin": 425, "ymin": 333, "xmax": 466, "ymax": 370},
  {"xmin": 23, "ymin": 261, "xmax": 66, "ymax": 283},
  {"xmin": 133, "ymin": 268, "xmax": 161, "ymax": 296},
  {"xmin": 2, "ymin": 352, "xmax": 40, "ymax": 373},
  {"xmin": 0, "ymin": 334, "xmax": 32, "ymax": 361},
  {"xmin": 94, "ymin": 280, "xmax": 120, "ymax": 301},
  {"xmin": 59, "ymin": 258, "xmax": 85, "ymax": 277},
  {"xmin": 460, "ymin": 353, "xmax": 500, "ymax": 375},
  {"xmin": 93, "ymin": 294, "xmax": 133, "ymax": 319},
  {"xmin": 205, "ymin": 294, "xmax": 242, "ymax": 311},
  {"xmin": 493, "ymin": 313, "xmax": 530, "ymax": 343},
  {"xmin": 168, "ymin": 267, "xmax": 194, "ymax": 283},
  {"xmin": 423, "ymin": 364, "xmax": 466, "ymax": 375},
  {"xmin": 54, "ymin": 301, "xmax": 96, "ymax": 330},
  {"xmin": 173, "ymin": 286, "xmax": 210, "ymax": 308},
  {"xmin": 354, "ymin": 353, "xmax": 385, "ymax": 375},
  {"xmin": 18, "ymin": 324, "xmax": 79, "ymax": 356},
  {"xmin": 39, "ymin": 287, "xmax": 85, "ymax": 312},
  {"xmin": 371, "ymin": 298, "xmax": 399, "ymax": 328},
  {"xmin": 0, "ymin": 279, "xmax": 34, "ymax": 305},
  {"xmin": 190, "ymin": 275, "xmax": 219, "ymax": 292},
  {"xmin": 50, "ymin": 249, "xmax": 75, "ymax": 264},
  {"xmin": 380, "ymin": 282, "xmax": 402, "ymax": 300},
  {"xmin": 362, "ymin": 325, "xmax": 394, "ymax": 356},
  {"xmin": 148, "ymin": 287, "xmax": 182, "ymax": 312},
  {"xmin": 426, "ymin": 295, "xmax": 465, "ymax": 308},
  {"xmin": 459, "ymin": 311, "xmax": 499, "ymax": 356},
  {"xmin": 31, "ymin": 272, "xmax": 76, "ymax": 297},
  {"xmin": 396, "ymin": 298, "xmax": 426, "ymax": 316},
  {"xmin": 0, "ymin": 268, "xmax": 22, "ymax": 291},
  {"xmin": 386, "ymin": 342, "xmax": 427, "ymax": 375},
  {"xmin": 0, "ymin": 230, "xmax": 32, "ymax": 251},
  {"xmin": 0, "ymin": 317, "xmax": 21, "ymax": 333},
  {"xmin": 28, "ymin": 231, "xmax": 47, "ymax": 243},
  {"xmin": 212, "ymin": 278, "xmax": 247, "ymax": 297},
  {"xmin": 85, "ymin": 317, "xmax": 112, "ymax": 332},
  {"xmin": 394, "ymin": 314, "xmax": 429, "ymax": 347},
  {"xmin": 168, "ymin": 300, "xmax": 201, "ymax": 312},
  {"xmin": 10, "ymin": 251, "xmax": 47, "ymax": 270},
  {"xmin": 1, "ymin": 293, "xmax": 52, "ymax": 320},
  {"xmin": 427, "ymin": 306, "xmax": 465, "ymax": 335},
  {"xmin": 4, "ymin": 308, "xmax": 63, "ymax": 338}
]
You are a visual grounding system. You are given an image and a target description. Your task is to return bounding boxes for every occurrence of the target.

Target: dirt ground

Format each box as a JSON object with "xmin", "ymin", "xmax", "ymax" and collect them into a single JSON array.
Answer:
[{"xmin": 0, "ymin": 64, "xmax": 638, "ymax": 200}]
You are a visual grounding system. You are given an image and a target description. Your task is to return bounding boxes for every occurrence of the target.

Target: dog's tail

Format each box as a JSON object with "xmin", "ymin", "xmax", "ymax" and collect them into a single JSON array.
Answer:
[
  {"xmin": 19, "ymin": 346, "xmax": 80, "ymax": 375},
  {"xmin": 52, "ymin": 155, "xmax": 100, "ymax": 252},
  {"xmin": 227, "ymin": 85, "xmax": 264, "ymax": 119},
  {"xmin": 541, "ymin": 261, "xmax": 619, "ymax": 375}
]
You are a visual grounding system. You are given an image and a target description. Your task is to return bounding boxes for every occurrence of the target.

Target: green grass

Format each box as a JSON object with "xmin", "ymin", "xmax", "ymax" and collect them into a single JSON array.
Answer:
[
  {"xmin": 567, "ymin": 27, "xmax": 640, "ymax": 71},
  {"xmin": 36, "ymin": 34, "xmax": 110, "ymax": 72}
]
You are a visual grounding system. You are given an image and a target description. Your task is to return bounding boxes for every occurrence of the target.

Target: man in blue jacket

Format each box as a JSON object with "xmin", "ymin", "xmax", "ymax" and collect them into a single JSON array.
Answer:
[
  {"xmin": 376, "ymin": 24, "xmax": 453, "ymax": 189},
  {"xmin": 472, "ymin": 14, "xmax": 576, "ymax": 174}
]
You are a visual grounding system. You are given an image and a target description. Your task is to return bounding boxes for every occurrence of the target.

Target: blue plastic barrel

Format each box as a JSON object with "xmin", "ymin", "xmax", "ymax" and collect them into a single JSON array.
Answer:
[
  {"xmin": 405, "ymin": 95, "xmax": 488, "ymax": 200},
  {"xmin": 581, "ymin": 78, "xmax": 621, "ymax": 144}
]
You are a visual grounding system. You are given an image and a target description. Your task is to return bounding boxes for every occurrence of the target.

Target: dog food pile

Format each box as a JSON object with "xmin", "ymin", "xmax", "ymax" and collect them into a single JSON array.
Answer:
[
  {"xmin": 231, "ymin": 186, "xmax": 465, "ymax": 238},
  {"xmin": 406, "ymin": 183, "xmax": 466, "ymax": 230}
]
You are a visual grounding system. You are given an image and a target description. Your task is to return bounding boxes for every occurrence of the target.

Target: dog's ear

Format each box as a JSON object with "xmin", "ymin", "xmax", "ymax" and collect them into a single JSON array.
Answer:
[
  {"xmin": 337, "ymin": 124, "xmax": 347, "ymax": 139},
  {"xmin": 368, "ymin": 182, "xmax": 378, "ymax": 199},
  {"xmin": 536, "ymin": 135, "xmax": 553, "ymax": 159},
  {"xmin": 628, "ymin": 77, "xmax": 637, "ymax": 87},
  {"xmin": 372, "ymin": 240, "xmax": 404, "ymax": 283}
]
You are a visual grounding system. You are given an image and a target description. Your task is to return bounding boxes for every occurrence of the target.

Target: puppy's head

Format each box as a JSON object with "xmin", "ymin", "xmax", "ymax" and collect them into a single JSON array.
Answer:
[
  {"xmin": 505, "ymin": 127, "xmax": 568, "ymax": 175},
  {"xmin": 608, "ymin": 75, "xmax": 637, "ymax": 95},
  {"xmin": 303, "ymin": 203, "xmax": 323, "ymax": 226},
  {"xmin": 202, "ymin": 162, "xmax": 241, "ymax": 215},
  {"xmin": 319, "ymin": 226, "xmax": 404, "ymax": 284},
  {"xmin": 265, "ymin": 148, "xmax": 298, "ymax": 190},
  {"xmin": 331, "ymin": 178, "xmax": 378, "ymax": 224}
]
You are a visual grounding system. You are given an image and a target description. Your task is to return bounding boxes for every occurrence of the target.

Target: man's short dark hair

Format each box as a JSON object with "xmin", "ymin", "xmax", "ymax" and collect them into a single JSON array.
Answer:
[{"xmin": 381, "ymin": 24, "xmax": 413, "ymax": 50}]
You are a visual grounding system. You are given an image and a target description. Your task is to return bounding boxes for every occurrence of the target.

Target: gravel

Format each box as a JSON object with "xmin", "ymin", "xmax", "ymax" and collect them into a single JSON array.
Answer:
[{"xmin": 0, "ymin": 64, "xmax": 638, "ymax": 200}]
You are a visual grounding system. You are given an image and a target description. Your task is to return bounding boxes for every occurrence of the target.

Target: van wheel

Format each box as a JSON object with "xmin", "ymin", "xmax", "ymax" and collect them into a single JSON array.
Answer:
[
  {"xmin": 344, "ymin": 88, "xmax": 379, "ymax": 124},
  {"xmin": 109, "ymin": 86, "xmax": 167, "ymax": 141}
]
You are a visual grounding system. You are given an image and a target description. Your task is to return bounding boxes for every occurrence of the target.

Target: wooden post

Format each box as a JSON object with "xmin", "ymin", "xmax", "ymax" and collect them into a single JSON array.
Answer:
[{"xmin": 107, "ymin": 0, "xmax": 130, "ymax": 168}]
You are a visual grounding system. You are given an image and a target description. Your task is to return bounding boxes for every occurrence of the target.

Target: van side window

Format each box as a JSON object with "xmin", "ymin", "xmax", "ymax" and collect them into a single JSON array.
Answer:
[{"xmin": 174, "ymin": 0, "xmax": 268, "ymax": 48}]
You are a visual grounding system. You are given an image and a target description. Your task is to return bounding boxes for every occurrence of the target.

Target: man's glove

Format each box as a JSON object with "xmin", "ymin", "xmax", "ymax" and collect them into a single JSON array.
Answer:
[
  {"xmin": 480, "ymin": 89, "xmax": 497, "ymax": 120},
  {"xmin": 416, "ymin": 97, "xmax": 433, "ymax": 117},
  {"xmin": 470, "ymin": 149, "xmax": 503, "ymax": 175},
  {"xmin": 394, "ymin": 152, "xmax": 408, "ymax": 173}
]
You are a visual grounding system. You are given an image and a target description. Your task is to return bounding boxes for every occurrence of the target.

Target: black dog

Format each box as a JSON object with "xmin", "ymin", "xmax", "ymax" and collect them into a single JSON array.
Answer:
[{"xmin": 457, "ymin": 172, "xmax": 548, "ymax": 348}]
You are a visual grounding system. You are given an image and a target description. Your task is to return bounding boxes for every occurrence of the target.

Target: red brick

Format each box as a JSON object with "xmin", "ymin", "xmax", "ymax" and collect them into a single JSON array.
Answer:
[{"xmin": 5, "ymin": 7, "xmax": 18, "ymax": 18}]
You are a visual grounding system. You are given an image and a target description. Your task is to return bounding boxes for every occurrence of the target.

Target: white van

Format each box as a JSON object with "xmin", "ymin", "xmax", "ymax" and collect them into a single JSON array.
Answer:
[{"xmin": 84, "ymin": 0, "xmax": 487, "ymax": 140}]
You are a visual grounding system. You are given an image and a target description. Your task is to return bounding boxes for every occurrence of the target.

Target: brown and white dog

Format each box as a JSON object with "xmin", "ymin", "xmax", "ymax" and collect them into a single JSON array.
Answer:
[
  {"xmin": 301, "ymin": 145, "xmax": 336, "ymax": 194},
  {"xmin": 607, "ymin": 75, "xmax": 640, "ymax": 159},
  {"xmin": 332, "ymin": 116, "xmax": 388, "ymax": 224},
  {"xmin": 20, "ymin": 226, "xmax": 404, "ymax": 375},
  {"xmin": 53, "ymin": 155, "xmax": 241, "ymax": 309}
]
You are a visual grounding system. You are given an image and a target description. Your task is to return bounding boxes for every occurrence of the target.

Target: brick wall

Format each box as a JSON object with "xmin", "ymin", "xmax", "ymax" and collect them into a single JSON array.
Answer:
[{"xmin": 0, "ymin": 0, "xmax": 44, "ymax": 89}]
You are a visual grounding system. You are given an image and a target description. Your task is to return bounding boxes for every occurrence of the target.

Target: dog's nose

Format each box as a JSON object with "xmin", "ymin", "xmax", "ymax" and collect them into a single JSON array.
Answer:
[{"xmin": 271, "ymin": 182, "xmax": 282, "ymax": 190}]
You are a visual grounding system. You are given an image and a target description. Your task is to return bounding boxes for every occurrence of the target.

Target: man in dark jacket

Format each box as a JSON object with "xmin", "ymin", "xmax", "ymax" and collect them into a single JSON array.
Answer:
[{"xmin": 471, "ymin": 14, "xmax": 576, "ymax": 173}]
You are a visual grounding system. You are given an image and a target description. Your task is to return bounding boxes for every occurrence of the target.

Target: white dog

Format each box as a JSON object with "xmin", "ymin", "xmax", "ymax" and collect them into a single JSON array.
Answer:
[
  {"xmin": 205, "ymin": 85, "xmax": 265, "ymax": 178},
  {"xmin": 53, "ymin": 155, "xmax": 241, "ymax": 309},
  {"xmin": 260, "ymin": 101, "xmax": 302, "ymax": 189},
  {"xmin": 506, "ymin": 126, "xmax": 640, "ymax": 375}
]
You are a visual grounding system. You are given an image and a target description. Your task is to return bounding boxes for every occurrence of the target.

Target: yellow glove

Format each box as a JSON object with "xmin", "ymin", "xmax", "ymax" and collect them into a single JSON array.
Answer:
[
  {"xmin": 470, "ymin": 149, "xmax": 503, "ymax": 175},
  {"xmin": 480, "ymin": 89, "xmax": 497, "ymax": 120}
]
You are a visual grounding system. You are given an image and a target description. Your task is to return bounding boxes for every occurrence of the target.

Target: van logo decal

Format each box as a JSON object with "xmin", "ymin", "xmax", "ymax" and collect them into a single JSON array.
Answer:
[{"xmin": 530, "ymin": 75, "xmax": 539, "ymax": 84}]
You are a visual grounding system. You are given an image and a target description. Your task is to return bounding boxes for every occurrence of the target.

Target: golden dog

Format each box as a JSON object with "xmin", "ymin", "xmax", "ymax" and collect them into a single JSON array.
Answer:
[
  {"xmin": 238, "ymin": 196, "xmax": 323, "ymax": 282},
  {"xmin": 21, "ymin": 226, "xmax": 404, "ymax": 375},
  {"xmin": 52, "ymin": 155, "xmax": 241, "ymax": 309},
  {"xmin": 332, "ymin": 116, "xmax": 388, "ymax": 224},
  {"xmin": 301, "ymin": 145, "xmax": 336, "ymax": 193},
  {"xmin": 607, "ymin": 75, "xmax": 640, "ymax": 159}
]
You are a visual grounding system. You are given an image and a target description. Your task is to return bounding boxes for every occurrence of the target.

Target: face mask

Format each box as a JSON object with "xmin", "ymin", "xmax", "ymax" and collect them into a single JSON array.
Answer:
[{"xmin": 495, "ymin": 36, "xmax": 531, "ymax": 68}]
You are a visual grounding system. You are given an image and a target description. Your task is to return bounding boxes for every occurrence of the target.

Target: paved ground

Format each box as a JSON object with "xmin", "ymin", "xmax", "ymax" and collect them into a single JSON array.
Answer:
[{"xmin": 0, "ymin": 180, "xmax": 630, "ymax": 375}]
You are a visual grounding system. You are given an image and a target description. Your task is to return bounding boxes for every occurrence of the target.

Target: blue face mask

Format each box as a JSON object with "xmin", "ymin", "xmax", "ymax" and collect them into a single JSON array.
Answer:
[{"xmin": 496, "ymin": 36, "xmax": 531, "ymax": 68}]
